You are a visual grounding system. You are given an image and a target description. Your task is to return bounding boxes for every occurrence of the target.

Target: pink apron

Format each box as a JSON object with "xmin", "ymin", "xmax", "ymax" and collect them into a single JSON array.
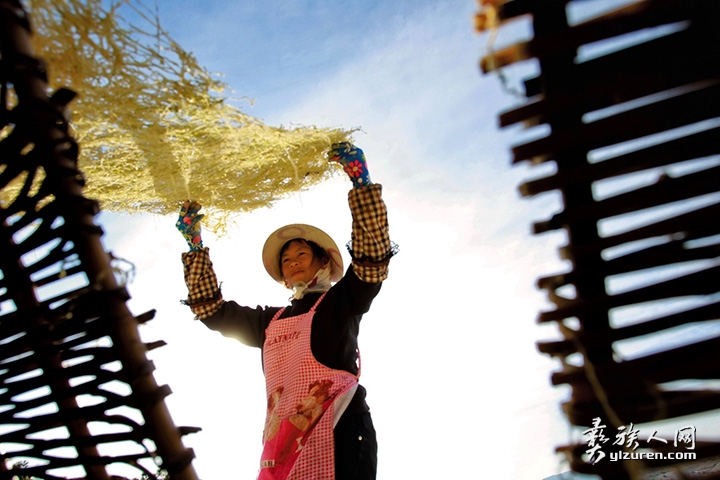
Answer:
[{"xmin": 259, "ymin": 294, "xmax": 359, "ymax": 480}]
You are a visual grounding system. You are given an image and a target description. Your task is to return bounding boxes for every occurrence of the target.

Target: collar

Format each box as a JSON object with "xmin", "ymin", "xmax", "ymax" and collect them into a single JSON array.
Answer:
[{"xmin": 290, "ymin": 263, "xmax": 332, "ymax": 300}]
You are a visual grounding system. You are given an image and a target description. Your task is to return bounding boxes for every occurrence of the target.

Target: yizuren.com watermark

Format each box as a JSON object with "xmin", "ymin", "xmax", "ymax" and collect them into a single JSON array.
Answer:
[
  {"xmin": 608, "ymin": 451, "xmax": 697, "ymax": 462},
  {"xmin": 583, "ymin": 417, "xmax": 697, "ymax": 464}
]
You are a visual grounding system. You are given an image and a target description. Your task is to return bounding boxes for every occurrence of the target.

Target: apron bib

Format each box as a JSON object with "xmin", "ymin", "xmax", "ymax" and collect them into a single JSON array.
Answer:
[{"xmin": 259, "ymin": 294, "xmax": 358, "ymax": 480}]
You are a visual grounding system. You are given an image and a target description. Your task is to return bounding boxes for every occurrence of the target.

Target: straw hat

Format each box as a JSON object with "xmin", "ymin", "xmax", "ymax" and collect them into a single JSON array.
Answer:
[{"xmin": 262, "ymin": 224, "xmax": 344, "ymax": 283}]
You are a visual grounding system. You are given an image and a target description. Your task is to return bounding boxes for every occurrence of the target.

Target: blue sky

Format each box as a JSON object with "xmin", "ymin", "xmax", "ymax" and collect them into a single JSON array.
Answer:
[
  {"xmin": 86, "ymin": 1, "xmax": 719, "ymax": 479},
  {"xmin": 96, "ymin": 1, "xmax": 577, "ymax": 478}
]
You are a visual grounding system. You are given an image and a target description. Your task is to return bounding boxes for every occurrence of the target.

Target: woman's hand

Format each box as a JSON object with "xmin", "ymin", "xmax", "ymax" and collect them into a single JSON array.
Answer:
[
  {"xmin": 329, "ymin": 142, "xmax": 372, "ymax": 188},
  {"xmin": 176, "ymin": 200, "xmax": 204, "ymax": 251}
]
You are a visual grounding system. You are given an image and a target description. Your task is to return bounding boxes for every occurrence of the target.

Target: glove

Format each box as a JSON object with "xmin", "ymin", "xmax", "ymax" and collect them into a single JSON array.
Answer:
[
  {"xmin": 329, "ymin": 142, "xmax": 372, "ymax": 188},
  {"xmin": 176, "ymin": 200, "xmax": 204, "ymax": 251}
]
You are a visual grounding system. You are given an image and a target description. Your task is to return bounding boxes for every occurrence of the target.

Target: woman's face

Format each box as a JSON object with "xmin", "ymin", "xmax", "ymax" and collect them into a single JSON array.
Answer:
[{"xmin": 280, "ymin": 240, "xmax": 325, "ymax": 287}]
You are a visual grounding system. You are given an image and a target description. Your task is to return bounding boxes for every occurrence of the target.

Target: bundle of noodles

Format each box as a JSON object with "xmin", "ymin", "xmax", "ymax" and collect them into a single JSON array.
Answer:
[{"xmin": 8, "ymin": 0, "xmax": 353, "ymax": 233}]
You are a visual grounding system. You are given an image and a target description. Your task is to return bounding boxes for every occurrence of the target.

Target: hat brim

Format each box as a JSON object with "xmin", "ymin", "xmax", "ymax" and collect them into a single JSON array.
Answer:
[{"xmin": 262, "ymin": 224, "xmax": 344, "ymax": 284}]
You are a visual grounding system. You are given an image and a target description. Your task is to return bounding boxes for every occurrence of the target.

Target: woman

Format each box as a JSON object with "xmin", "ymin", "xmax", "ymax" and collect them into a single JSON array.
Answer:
[{"xmin": 177, "ymin": 143, "xmax": 396, "ymax": 480}]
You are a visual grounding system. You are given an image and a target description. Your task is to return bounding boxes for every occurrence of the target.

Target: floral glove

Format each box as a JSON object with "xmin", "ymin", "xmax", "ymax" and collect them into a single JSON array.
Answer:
[
  {"xmin": 176, "ymin": 200, "xmax": 204, "ymax": 251},
  {"xmin": 329, "ymin": 142, "xmax": 372, "ymax": 188}
]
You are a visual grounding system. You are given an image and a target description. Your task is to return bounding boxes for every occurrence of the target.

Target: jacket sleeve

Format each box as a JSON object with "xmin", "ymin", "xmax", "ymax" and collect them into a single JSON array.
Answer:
[
  {"xmin": 181, "ymin": 247, "xmax": 279, "ymax": 347},
  {"xmin": 347, "ymin": 184, "xmax": 397, "ymax": 283},
  {"xmin": 181, "ymin": 247, "xmax": 225, "ymax": 319},
  {"xmin": 201, "ymin": 301, "xmax": 280, "ymax": 348},
  {"xmin": 310, "ymin": 184, "xmax": 396, "ymax": 372}
]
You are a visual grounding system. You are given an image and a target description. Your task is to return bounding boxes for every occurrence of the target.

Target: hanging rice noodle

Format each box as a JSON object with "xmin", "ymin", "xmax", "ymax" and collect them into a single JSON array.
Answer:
[{"xmin": 6, "ymin": 0, "xmax": 354, "ymax": 233}]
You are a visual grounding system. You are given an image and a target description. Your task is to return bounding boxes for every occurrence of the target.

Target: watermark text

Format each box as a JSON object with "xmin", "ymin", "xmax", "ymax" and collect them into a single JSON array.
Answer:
[
  {"xmin": 609, "ymin": 451, "xmax": 697, "ymax": 462},
  {"xmin": 583, "ymin": 418, "xmax": 697, "ymax": 464}
]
